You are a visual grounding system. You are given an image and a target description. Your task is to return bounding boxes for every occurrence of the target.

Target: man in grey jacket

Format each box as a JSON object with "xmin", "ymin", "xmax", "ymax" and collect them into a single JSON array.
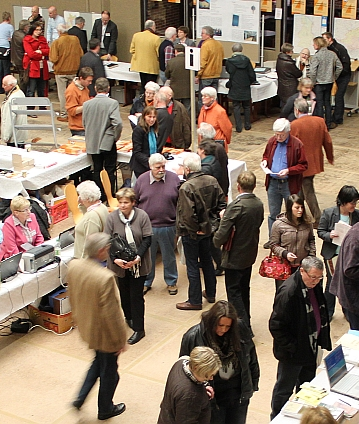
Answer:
[{"xmin": 83, "ymin": 78, "xmax": 122, "ymax": 200}]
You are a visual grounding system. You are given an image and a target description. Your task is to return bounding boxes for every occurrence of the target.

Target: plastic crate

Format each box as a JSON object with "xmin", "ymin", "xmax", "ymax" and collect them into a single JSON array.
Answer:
[{"xmin": 48, "ymin": 199, "xmax": 68, "ymax": 224}]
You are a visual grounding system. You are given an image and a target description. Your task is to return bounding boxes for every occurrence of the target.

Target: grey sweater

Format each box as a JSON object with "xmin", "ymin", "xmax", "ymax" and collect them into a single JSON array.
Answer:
[{"xmin": 310, "ymin": 47, "xmax": 343, "ymax": 85}]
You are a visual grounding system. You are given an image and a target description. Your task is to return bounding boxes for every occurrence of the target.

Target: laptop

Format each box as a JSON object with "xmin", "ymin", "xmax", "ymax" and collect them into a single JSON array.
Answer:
[
  {"xmin": 0, "ymin": 252, "xmax": 22, "ymax": 282},
  {"xmin": 59, "ymin": 227, "xmax": 75, "ymax": 249},
  {"xmin": 324, "ymin": 344, "xmax": 359, "ymax": 399}
]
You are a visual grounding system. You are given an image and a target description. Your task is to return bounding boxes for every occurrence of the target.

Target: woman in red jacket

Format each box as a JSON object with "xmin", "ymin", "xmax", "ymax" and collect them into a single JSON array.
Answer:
[{"xmin": 23, "ymin": 23, "xmax": 49, "ymax": 112}]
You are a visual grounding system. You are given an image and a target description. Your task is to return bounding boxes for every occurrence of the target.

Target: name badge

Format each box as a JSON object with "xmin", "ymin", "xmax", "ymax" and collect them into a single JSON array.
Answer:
[
  {"xmin": 30, "ymin": 229, "xmax": 36, "ymax": 237},
  {"xmin": 105, "ymin": 32, "xmax": 110, "ymax": 36}
]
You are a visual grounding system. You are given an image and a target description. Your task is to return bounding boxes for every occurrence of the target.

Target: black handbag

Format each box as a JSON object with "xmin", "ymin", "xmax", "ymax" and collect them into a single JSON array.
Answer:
[{"xmin": 110, "ymin": 234, "xmax": 137, "ymax": 262}]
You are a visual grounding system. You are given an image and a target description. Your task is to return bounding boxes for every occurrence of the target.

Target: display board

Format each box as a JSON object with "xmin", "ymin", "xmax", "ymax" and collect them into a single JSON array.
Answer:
[
  {"xmin": 334, "ymin": 17, "xmax": 359, "ymax": 60},
  {"xmin": 13, "ymin": 6, "xmax": 100, "ymax": 48},
  {"xmin": 197, "ymin": 0, "xmax": 260, "ymax": 62},
  {"xmin": 292, "ymin": 14, "xmax": 326, "ymax": 54}
]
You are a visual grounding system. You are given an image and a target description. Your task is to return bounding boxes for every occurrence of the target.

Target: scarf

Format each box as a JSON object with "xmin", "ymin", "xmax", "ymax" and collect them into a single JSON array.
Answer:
[
  {"xmin": 182, "ymin": 359, "xmax": 205, "ymax": 385},
  {"xmin": 118, "ymin": 209, "xmax": 140, "ymax": 278},
  {"xmin": 205, "ymin": 330, "xmax": 238, "ymax": 372},
  {"xmin": 148, "ymin": 128, "xmax": 157, "ymax": 155}
]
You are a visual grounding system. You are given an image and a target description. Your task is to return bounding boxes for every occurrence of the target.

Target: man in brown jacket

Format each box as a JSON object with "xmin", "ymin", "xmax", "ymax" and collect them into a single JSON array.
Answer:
[
  {"xmin": 49, "ymin": 24, "xmax": 83, "ymax": 121},
  {"xmin": 68, "ymin": 232, "xmax": 128, "ymax": 421},
  {"xmin": 290, "ymin": 98, "xmax": 334, "ymax": 226}
]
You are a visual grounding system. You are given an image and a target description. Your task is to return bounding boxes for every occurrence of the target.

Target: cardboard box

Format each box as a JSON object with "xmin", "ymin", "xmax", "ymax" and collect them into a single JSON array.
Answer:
[
  {"xmin": 28, "ymin": 304, "xmax": 73, "ymax": 334},
  {"xmin": 111, "ymin": 86, "xmax": 124, "ymax": 104},
  {"xmin": 12, "ymin": 154, "xmax": 34, "ymax": 171}
]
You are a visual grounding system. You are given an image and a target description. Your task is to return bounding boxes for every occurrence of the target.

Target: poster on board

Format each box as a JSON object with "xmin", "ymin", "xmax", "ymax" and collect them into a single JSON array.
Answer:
[{"xmin": 197, "ymin": 0, "xmax": 260, "ymax": 44}]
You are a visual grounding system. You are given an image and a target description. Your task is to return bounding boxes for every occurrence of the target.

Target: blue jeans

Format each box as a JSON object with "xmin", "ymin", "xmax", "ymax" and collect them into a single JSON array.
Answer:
[
  {"xmin": 314, "ymin": 83, "xmax": 333, "ymax": 128},
  {"xmin": 271, "ymin": 361, "xmax": 316, "ymax": 420},
  {"xmin": 145, "ymin": 226, "xmax": 178, "ymax": 287},
  {"xmin": 267, "ymin": 178, "xmax": 291, "ymax": 236},
  {"xmin": 182, "ymin": 235, "xmax": 217, "ymax": 305},
  {"xmin": 77, "ymin": 350, "xmax": 119, "ymax": 415},
  {"xmin": 198, "ymin": 78, "xmax": 219, "ymax": 109}
]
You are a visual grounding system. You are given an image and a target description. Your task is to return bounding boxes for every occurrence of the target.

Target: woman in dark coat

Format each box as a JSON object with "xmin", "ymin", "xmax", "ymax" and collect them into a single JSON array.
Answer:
[
  {"xmin": 317, "ymin": 185, "xmax": 359, "ymax": 320},
  {"xmin": 225, "ymin": 43, "xmax": 256, "ymax": 133},
  {"xmin": 23, "ymin": 23, "xmax": 49, "ymax": 107},
  {"xmin": 180, "ymin": 301, "xmax": 260, "ymax": 424},
  {"xmin": 276, "ymin": 43, "xmax": 302, "ymax": 105},
  {"xmin": 129, "ymin": 106, "xmax": 159, "ymax": 178}
]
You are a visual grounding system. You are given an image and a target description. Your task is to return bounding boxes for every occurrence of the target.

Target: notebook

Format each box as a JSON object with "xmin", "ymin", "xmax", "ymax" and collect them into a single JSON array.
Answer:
[
  {"xmin": 324, "ymin": 344, "xmax": 359, "ymax": 399},
  {"xmin": 0, "ymin": 252, "xmax": 22, "ymax": 281},
  {"xmin": 59, "ymin": 227, "xmax": 75, "ymax": 249}
]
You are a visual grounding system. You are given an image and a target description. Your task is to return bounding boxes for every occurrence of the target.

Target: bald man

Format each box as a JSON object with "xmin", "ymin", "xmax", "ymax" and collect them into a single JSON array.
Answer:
[
  {"xmin": 1, "ymin": 75, "xmax": 28, "ymax": 147},
  {"xmin": 46, "ymin": 6, "xmax": 64, "ymax": 44}
]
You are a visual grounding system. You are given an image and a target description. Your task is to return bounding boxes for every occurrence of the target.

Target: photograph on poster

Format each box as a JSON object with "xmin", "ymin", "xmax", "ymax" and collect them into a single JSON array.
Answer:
[
  {"xmin": 244, "ymin": 30, "xmax": 257, "ymax": 42},
  {"xmin": 199, "ymin": 0, "xmax": 210, "ymax": 9},
  {"xmin": 232, "ymin": 15, "xmax": 239, "ymax": 26}
]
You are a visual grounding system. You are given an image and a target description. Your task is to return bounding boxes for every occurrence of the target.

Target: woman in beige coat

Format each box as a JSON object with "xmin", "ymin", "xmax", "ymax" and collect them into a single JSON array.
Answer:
[{"xmin": 270, "ymin": 194, "xmax": 316, "ymax": 291}]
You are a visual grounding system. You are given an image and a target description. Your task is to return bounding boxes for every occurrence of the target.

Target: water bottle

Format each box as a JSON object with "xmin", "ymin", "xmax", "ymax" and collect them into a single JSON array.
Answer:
[{"xmin": 54, "ymin": 237, "xmax": 61, "ymax": 257}]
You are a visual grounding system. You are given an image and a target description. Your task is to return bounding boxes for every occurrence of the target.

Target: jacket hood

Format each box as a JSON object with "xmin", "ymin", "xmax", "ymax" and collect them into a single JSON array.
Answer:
[{"xmin": 228, "ymin": 54, "xmax": 251, "ymax": 69}]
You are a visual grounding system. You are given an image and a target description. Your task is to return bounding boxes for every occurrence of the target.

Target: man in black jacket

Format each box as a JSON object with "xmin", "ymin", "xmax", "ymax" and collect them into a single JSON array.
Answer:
[
  {"xmin": 80, "ymin": 38, "xmax": 105, "ymax": 97},
  {"xmin": 276, "ymin": 43, "xmax": 302, "ymax": 105},
  {"xmin": 68, "ymin": 16, "xmax": 88, "ymax": 54},
  {"xmin": 269, "ymin": 256, "xmax": 331, "ymax": 419},
  {"xmin": 91, "ymin": 11, "xmax": 118, "ymax": 59},
  {"xmin": 226, "ymin": 42, "xmax": 257, "ymax": 132},
  {"xmin": 322, "ymin": 32, "xmax": 351, "ymax": 127}
]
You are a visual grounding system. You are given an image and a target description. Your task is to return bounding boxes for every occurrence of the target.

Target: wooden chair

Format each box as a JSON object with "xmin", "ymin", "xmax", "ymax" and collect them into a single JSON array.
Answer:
[
  {"xmin": 100, "ymin": 170, "xmax": 118, "ymax": 210},
  {"xmin": 64, "ymin": 183, "xmax": 83, "ymax": 224}
]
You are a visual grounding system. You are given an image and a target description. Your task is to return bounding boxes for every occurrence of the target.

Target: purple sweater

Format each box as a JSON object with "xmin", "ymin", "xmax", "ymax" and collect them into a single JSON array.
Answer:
[{"xmin": 134, "ymin": 170, "xmax": 180, "ymax": 227}]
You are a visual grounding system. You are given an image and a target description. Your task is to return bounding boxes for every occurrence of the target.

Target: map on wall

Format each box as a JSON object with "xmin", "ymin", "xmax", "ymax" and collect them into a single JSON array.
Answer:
[
  {"xmin": 293, "ymin": 14, "xmax": 325, "ymax": 55},
  {"xmin": 334, "ymin": 18, "xmax": 359, "ymax": 60}
]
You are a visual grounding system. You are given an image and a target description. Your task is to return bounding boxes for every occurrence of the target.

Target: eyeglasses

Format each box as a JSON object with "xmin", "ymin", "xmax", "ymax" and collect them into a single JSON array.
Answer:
[
  {"xmin": 304, "ymin": 269, "xmax": 323, "ymax": 281},
  {"xmin": 16, "ymin": 207, "xmax": 32, "ymax": 213},
  {"xmin": 275, "ymin": 132, "xmax": 288, "ymax": 138}
]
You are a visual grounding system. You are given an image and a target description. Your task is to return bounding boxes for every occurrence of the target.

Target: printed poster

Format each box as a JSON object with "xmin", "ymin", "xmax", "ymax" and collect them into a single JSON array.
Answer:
[
  {"xmin": 261, "ymin": 0, "xmax": 272, "ymax": 13},
  {"xmin": 342, "ymin": 0, "xmax": 357, "ymax": 19},
  {"xmin": 314, "ymin": 0, "xmax": 328, "ymax": 16},
  {"xmin": 292, "ymin": 0, "xmax": 306, "ymax": 15}
]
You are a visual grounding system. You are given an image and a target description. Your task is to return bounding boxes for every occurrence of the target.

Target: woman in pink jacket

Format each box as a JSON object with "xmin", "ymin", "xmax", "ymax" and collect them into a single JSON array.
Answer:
[{"xmin": 0, "ymin": 196, "xmax": 44, "ymax": 260}]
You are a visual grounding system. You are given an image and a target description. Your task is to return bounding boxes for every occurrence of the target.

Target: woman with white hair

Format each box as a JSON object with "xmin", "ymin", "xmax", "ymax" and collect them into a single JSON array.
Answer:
[
  {"xmin": 129, "ymin": 81, "xmax": 160, "ymax": 129},
  {"xmin": 198, "ymin": 87, "xmax": 232, "ymax": 152},
  {"xmin": 74, "ymin": 181, "xmax": 109, "ymax": 259},
  {"xmin": 295, "ymin": 48, "xmax": 311, "ymax": 79}
]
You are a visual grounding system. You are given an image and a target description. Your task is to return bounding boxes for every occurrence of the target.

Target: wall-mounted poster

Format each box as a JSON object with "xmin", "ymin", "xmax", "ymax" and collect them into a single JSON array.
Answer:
[
  {"xmin": 261, "ymin": 0, "xmax": 272, "ymax": 13},
  {"xmin": 197, "ymin": 0, "xmax": 260, "ymax": 44},
  {"xmin": 342, "ymin": 0, "xmax": 357, "ymax": 19},
  {"xmin": 314, "ymin": 0, "xmax": 328, "ymax": 16},
  {"xmin": 292, "ymin": 0, "xmax": 306, "ymax": 15}
]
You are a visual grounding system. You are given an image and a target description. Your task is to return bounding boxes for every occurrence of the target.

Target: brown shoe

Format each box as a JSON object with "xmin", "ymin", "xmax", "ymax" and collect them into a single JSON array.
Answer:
[
  {"xmin": 57, "ymin": 116, "xmax": 68, "ymax": 122},
  {"xmin": 202, "ymin": 290, "xmax": 215, "ymax": 303},
  {"xmin": 176, "ymin": 301, "xmax": 202, "ymax": 310}
]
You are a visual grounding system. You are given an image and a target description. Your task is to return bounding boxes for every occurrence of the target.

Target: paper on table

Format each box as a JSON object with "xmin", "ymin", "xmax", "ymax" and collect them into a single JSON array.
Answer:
[
  {"xmin": 336, "ymin": 333, "xmax": 359, "ymax": 351},
  {"xmin": 332, "ymin": 220, "xmax": 351, "ymax": 246}
]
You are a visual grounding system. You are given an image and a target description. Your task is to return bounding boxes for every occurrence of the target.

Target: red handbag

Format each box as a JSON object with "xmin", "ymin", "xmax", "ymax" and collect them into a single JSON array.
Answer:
[
  {"xmin": 223, "ymin": 227, "xmax": 236, "ymax": 251},
  {"xmin": 259, "ymin": 251, "xmax": 291, "ymax": 280}
]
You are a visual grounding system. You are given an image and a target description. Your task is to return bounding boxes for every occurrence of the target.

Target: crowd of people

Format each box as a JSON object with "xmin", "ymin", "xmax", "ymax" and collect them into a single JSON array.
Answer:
[{"xmin": 0, "ymin": 10, "xmax": 358, "ymax": 424}]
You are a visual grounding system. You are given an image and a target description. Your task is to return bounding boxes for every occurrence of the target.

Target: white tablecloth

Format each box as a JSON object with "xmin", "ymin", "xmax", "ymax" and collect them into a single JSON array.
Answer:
[
  {"xmin": 104, "ymin": 61, "xmax": 141, "ymax": 83},
  {"xmin": 0, "ymin": 145, "xmax": 92, "ymax": 198},
  {"xmin": 218, "ymin": 75, "xmax": 278, "ymax": 103},
  {"xmin": 0, "ymin": 245, "xmax": 73, "ymax": 321}
]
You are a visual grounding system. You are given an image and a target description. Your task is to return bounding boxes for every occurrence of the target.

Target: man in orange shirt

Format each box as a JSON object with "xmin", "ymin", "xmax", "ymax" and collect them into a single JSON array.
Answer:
[{"xmin": 65, "ymin": 67, "xmax": 93, "ymax": 136}]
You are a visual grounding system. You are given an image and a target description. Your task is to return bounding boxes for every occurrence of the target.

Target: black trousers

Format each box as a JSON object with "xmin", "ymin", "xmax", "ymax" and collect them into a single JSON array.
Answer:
[
  {"xmin": 117, "ymin": 273, "xmax": 146, "ymax": 332},
  {"xmin": 91, "ymin": 141, "xmax": 117, "ymax": 201},
  {"xmin": 139, "ymin": 72, "xmax": 158, "ymax": 93}
]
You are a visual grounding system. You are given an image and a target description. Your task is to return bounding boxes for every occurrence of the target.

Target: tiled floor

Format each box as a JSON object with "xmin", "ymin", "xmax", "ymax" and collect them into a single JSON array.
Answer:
[{"xmin": 0, "ymin": 91, "xmax": 356, "ymax": 423}]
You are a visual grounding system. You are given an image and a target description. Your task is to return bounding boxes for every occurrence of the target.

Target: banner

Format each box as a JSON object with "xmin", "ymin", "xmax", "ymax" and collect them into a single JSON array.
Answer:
[
  {"xmin": 261, "ymin": 0, "xmax": 272, "ymax": 13},
  {"xmin": 292, "ymin": 0, "xmax": 306, "ymax": 15},
  {"xmin": 342, "ymin": 0, "xmax": 357, "ymax": 19},
  {"xmin": 314, "ymin": 0, "xmax": 328, "ymax": 16}
]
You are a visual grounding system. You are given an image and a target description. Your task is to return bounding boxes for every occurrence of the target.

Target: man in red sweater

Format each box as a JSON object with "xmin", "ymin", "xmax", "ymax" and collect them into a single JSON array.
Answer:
[{"xmin": 65, "ymin": 67, "xmax": 93, "ymax": 136}]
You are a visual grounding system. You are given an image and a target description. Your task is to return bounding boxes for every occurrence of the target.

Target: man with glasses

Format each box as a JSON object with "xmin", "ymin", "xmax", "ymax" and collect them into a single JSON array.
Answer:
[
  {"xmin": 134, "ymin": 153, "xmax": 180, "ymax": 295},
  {"xmin": 261, "ymin": 118, "xmax": 308, "ymax": 248},
  {"xmin": 269, "ymin": 256, "xmax": 331, "ymax": 420}
]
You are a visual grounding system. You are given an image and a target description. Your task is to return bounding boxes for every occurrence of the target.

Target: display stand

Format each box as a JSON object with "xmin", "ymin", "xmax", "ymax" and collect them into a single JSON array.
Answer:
[{"xmin": 345, "ymin": 61, "xmax": 359, "ymax": 116}]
